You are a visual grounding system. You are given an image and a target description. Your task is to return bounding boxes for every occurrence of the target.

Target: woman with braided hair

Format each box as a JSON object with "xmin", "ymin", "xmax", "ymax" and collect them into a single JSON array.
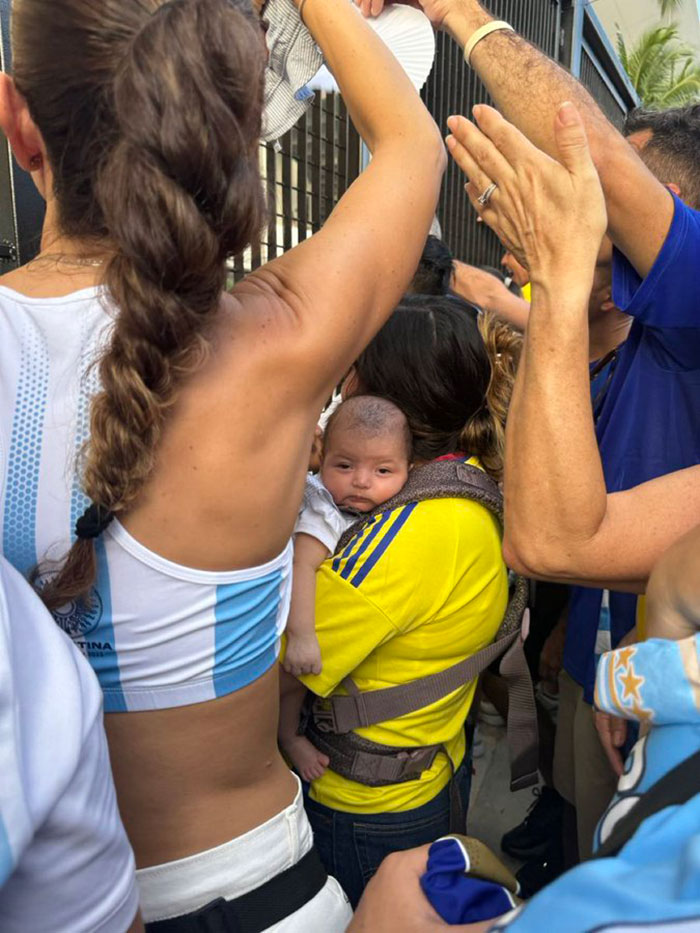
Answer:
[{"xmin": 0, "ymin": 0, "xmax": 445, "ymax": 926}]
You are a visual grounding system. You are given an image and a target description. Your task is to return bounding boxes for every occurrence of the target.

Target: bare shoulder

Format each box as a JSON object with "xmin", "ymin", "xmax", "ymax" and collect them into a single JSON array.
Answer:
[
  {"xmin": 223, "ymin": 264, "xmax": 342, "ymax": 404},
  {"xmin": 224, "ymin": 265, "xmax": 323, "ymax": 364}
]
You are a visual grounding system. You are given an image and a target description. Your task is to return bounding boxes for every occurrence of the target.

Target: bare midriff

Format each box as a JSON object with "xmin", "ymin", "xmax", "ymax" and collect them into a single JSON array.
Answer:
[{"xmin": 105, "ymin": 664, "xmax": 297, "ymax": 869}]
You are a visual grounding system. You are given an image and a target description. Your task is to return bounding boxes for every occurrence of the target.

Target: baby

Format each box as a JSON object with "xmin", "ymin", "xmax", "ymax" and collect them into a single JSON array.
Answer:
[{"xmin": 280, "ymin": 394, "xmax": 413, "ymax": 780}]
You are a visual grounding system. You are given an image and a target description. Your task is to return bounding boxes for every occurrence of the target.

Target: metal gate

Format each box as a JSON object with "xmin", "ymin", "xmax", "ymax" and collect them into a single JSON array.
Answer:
[
  {"xmin": 231, "ymin": 92, "xmax": 361, "ymax": 280},
  {"xmin": 423, "ymin": 0, "xmax": 639, "ymax": 267},
  {"xmin": 421, "ymin": 0, "xmax": 563, "ymax": 267},
  {"xmin": 1, "ymin": 0, "xmax": 638, "ymax": 275}
]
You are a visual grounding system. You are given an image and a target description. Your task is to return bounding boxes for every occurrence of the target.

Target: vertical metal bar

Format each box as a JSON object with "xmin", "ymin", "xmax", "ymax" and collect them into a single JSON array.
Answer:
[
  {"xmin": 298, "ymin": 112, "xmax": 309, "ymax": 243},
  {"xmin": 311, "ymin": 96, "xmax": 322, "ymax": 232},
  {"xmin": 347, "ymin": 112, "xmax": 361, "ymax": 186},
  {"xmin": 281, "ymin": 131, "xmax": 293, "ymax": 253},
  {"xmin": 570, "ymin": 0, "xmax": 585, "ymax": 78},
  {"xmin": 324, "ymin": 93, "xmax": 336, "ymax": 224},
  {"xmin": 265, "ymin": 142, "xmax": 278, "ymax": 261},
  {"xmin": 552, "ymin": 0, "xmax": 563, "ymax": 62},
  {"xmin": 337, "ymin": 95, "xmax": 348, "ymax": 200}
]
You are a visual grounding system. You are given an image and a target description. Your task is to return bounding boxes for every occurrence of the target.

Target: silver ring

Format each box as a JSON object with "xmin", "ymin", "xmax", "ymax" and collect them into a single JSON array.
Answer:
[{"xmin": 477, "ymin": 182, "xmax": 498, "ymax": 206}]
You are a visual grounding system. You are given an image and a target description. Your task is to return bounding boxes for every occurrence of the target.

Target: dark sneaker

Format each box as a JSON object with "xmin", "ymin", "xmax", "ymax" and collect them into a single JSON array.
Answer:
[
  {"xmin": 515, "ymin": 840, "xmax": 566, "ymax": 899},
  {"xmin": 501, "ymin": 786, "xmax": 565, "ymax": 860}
]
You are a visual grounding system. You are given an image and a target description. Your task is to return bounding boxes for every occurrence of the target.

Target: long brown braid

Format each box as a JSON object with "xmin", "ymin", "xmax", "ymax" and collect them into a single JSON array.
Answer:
[{"xmin": 12, "ymin": 0, "xmax": 267, "ymax": 609}]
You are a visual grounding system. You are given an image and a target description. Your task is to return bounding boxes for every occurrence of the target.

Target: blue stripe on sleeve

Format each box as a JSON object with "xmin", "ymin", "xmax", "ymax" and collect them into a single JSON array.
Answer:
[
  {"xmin": 340, "ymin": 512, "xmax": 393, "ymax": 581},
  {"xmin": 332, "ymin": 517, "xmax": 376, "ymax": 573},
  {"xmin": 349, "ymin": 503, "xmax": 417, "ymax": 590}
]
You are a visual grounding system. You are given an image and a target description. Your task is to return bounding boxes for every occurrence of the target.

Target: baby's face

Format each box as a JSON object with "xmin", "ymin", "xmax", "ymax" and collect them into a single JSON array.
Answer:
[{"xmin": 321, "ymin": 428, "xmax": 410, "ymax": 513}]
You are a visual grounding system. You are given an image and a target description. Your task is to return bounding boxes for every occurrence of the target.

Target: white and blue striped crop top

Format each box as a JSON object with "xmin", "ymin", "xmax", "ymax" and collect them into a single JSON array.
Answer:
[
  {"xmin": 55, "ymin": 522, "xmax": 293, "ymax": 713},
  {"xmin": 0, "ymin": 284, "xmax": 292, "ymax": 713}
]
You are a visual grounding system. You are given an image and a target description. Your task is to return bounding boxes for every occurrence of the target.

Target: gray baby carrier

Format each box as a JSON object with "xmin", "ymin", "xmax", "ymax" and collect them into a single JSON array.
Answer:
[{"xmin": 304, "ymin": 459, "xmax": 539, "ymax": 831}]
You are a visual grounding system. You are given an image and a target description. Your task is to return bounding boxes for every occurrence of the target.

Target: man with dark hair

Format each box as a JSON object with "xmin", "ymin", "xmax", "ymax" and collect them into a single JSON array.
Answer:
[{"xmin": 624, "ymin": 105, "xmax": 700, "ymax": 210}]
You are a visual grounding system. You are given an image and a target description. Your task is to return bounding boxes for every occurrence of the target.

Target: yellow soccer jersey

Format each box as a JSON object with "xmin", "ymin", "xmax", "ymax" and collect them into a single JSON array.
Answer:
[{"xmin": 300, "ymin": 477, "xmax": 508, "ymax": 814}]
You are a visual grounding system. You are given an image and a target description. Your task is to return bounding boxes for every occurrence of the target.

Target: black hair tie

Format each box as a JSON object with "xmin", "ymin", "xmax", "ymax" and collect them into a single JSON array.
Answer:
[{"xmin": 75, "ymin": 504, "xmax": 115, "ymax": 540}]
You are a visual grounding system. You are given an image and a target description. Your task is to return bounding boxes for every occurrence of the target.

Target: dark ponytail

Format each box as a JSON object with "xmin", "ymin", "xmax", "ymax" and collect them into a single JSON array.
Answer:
[
  {"xmin": 355, "ymin": 295, "xmax": 521, "ymax": 481},
  {"xmin": 13, "ymin": 0, "xmax": 266, "ymax": 609}
]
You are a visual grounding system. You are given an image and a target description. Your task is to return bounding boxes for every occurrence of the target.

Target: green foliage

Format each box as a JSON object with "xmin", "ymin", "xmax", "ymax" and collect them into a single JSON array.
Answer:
[{"xmin": 617, "ymin": 24, "xmax": 700, "ymax": 108}]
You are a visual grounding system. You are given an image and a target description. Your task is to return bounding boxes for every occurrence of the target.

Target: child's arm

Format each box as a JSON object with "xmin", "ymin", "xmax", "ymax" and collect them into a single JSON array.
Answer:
[{"xmin": 283, "ymin": 533, "xmax": 330, "ymax": 676}]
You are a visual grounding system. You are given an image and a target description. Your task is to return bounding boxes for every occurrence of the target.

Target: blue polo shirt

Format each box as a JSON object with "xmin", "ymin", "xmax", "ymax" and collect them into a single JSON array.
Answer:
[{"xmin": 563, "ymin": 194, "xmax": 700, "ymax": 702}]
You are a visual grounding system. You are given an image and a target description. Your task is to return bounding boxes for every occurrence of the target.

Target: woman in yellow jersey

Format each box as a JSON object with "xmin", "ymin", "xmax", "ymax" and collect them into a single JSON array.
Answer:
[{"xmin": 299, "ymin": 294, "xmax": 521, "ymax": 905}]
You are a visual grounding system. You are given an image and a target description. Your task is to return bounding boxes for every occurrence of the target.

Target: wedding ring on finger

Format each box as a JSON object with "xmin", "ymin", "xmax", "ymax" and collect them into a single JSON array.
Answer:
[{"xmin": 477, "ymin": 182, "xmax": 498, "ymax": 206}]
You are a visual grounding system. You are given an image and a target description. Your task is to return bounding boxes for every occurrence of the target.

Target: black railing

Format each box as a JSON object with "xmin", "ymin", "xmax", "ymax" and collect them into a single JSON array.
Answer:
[
  {"xmin": 421, "ymin": 1, "xmax": 563, "ymax": 267},
  {"xmin": 424, "ymin": 0, "xmax": 640, "ymax": 268},
  {"xmin": 1, "ymin": 0, "xmax": 638, "ymax": 276},
  {"xmin": 231, "ymin": 93, "xmax": 361, "ymax": 281}
]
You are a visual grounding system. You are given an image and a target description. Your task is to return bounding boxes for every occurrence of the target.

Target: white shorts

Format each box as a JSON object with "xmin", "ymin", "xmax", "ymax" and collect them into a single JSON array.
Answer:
[{"xmin": 137, "ymin": 775, "xmax": 352, "ymax": 930}]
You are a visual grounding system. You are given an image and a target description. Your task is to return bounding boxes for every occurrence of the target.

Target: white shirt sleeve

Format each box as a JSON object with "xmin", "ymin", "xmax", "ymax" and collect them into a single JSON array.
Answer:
[{"xmin": 295, "ymin": 474, "xmax": 355, "ymax": 555}]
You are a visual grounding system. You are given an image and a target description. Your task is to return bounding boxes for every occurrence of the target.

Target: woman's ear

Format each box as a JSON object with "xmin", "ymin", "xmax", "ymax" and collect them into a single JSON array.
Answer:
[
  {"xmin": 309, "ymin": 424, "xmax": 324, "ymax": 473},
  {"xmin": 0, "ymin": 73, "xmax": 47, "ymax": 181},
  {"xmin": 341, "ymin": 367, "xmax": 360, "ymax": 399}
]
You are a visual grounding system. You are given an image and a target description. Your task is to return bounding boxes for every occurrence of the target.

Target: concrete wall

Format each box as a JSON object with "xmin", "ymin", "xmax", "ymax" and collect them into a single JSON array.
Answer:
[{"xmin": 593, "ymin": 0, "xmax": 700, "ymax": 54}]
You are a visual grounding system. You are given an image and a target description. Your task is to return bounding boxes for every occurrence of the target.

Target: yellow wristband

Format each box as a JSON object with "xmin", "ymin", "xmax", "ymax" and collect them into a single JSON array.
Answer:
[{"xmin": 464, "ymin": 21, "xmax": 515, "ymax": 67}]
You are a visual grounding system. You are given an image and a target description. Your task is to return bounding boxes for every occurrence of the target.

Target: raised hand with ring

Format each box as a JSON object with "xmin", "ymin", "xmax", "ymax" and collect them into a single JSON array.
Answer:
[
  {"xmin": 477, "ymin": 181, "xmax": 498, "ymax": 206},
  {"xmin": 445, "ymin": 102, "xmax": 608, "ymax": 287}
]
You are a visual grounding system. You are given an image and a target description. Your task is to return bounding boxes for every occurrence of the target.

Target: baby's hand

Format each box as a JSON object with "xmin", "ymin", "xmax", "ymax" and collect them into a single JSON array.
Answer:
[{"xmin": 283, "ymin": 631, "xmax": 323, "ymax": 677}]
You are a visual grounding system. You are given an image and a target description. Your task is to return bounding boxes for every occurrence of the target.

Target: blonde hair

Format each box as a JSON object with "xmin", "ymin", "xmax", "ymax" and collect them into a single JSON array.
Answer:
[{"xmin": 460, "ymin": 311, "xmax": 522, "ymax": 481}]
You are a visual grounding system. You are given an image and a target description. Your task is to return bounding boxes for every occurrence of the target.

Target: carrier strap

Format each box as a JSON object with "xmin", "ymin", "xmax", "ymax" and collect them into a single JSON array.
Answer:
[
  {"xmin": 307, "ymin": 724, "xmax": 446, "ymax": 787},
  {"xmin": 314, "ymin": 628, "xmax": 521, "ymax": 735},
  {"xmin": 336, "ymin": 461, "xmax": 503, "ymax": 554},
  {"xmin": 312, "ymin": 575, "xmax": 537, "ymax": 791},
  {"xmin": 305, "ymin": 723, "xmax": 467, "ymax": 833},
  {"xmin": 315, "ymin": 460, "xmax": 539, "ymax": 795},
  {"xmin": 312, "ymin": 624, "xmax": 538, "ymax": 793}
]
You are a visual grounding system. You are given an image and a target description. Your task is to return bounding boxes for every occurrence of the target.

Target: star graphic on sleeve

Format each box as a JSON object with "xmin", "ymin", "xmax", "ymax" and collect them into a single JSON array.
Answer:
[
  {"xmin": 619, "ymin": 665, "xmax": 644, "ymax": 704},
  {"xmin": 629, "ymin": 702, "xmax": 653, "ymax": 722},
  {"xmin": 615, "ymin": 646, "xmax": 636, "ymax": 669}
]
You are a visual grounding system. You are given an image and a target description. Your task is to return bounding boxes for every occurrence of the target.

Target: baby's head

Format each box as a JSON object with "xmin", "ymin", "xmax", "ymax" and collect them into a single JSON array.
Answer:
[{"xmin": 321, "ymin": 396, "xmax": 412, "ymax": 513}]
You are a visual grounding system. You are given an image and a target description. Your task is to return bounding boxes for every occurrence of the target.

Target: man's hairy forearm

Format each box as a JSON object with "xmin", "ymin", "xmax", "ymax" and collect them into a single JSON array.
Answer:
[
  {"xmin": 445, "ymin": 2, "xmax": 609, "ymax": 164},
  {"xmin": 446, "ymin": 0, "xmax": 673, "ymax": 275}
]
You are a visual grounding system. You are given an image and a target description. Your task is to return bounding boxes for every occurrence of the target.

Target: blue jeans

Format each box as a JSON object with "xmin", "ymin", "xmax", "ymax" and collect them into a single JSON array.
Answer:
[{"xmin": 304, "ymin": 761, "xmax": 472, "ymax": 908}]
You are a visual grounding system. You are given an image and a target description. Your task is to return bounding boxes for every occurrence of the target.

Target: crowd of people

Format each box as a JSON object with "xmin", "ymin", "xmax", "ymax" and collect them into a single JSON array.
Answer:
[{"xmin": 0, "ymin": 0, "xmax": 698, "ymax": 930}]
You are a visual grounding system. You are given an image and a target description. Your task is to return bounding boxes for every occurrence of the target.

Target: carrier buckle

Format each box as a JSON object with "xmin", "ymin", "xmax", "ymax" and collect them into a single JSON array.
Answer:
[{"xmin": 312, "ymin": 703, "xmax": 338, "ymax": 734}]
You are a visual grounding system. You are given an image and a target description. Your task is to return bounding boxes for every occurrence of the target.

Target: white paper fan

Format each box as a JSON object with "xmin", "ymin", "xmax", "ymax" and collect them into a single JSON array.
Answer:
[{"xmin": 309, "ymin": 4, "xmax": 436, "ymax": 94}]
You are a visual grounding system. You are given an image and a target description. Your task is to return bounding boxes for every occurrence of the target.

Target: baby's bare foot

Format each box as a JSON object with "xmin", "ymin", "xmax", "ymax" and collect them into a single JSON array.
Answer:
[
  {"xmin": 283, "ymin": 632, "xmax": 323, "ymax": 676},
  {"xmin": 283, "ymin": 734, "xmax": 330, "ymax": 782}
]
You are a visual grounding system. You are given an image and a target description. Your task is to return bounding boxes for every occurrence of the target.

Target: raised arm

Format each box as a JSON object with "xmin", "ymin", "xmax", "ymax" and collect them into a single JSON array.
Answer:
[
  {"xmin": 452, "ymin": 260, "xmax": 530, "ymax": 331},
  {"xmin": 448, "ymin": 102, "xmax": 700, "ymax": 591},
  {"xmin": 366, "ymin": 0, "xmax": 673, "ymax": 279},
  {"xmin": 239, "ymin": 0, "xmax": 445, "ymax": 401}
]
